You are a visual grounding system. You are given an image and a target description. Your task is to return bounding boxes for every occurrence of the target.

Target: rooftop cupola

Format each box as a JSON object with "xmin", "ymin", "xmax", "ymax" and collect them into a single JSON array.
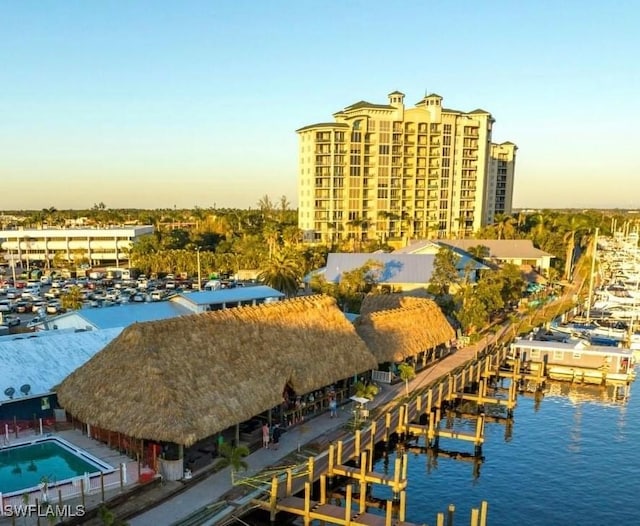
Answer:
[{"xmin": 388, "ymin": 90, "xmax": 405, "ymax": 108}]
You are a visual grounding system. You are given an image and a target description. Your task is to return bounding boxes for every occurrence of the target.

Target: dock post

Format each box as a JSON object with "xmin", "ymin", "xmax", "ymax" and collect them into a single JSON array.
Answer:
[
  {"xmin": 328, "ymin": 444, "xmax": 335, "ymax": 476},
  {"xmin": 355, "ymin": 430, "xmax": 361, "ymax": 459},
  {"xmin": 436, "ymin": 512, "xmax": 445, "ymax": 526},
  {"xmin": 427, "ymin": 389, "xmax": 433, "ymax": 414},
  {"xmin": 397, "ymin": 405, "xmax": 405, "ymax": 436},
  {"xmin": 286, "ymin": 468, "xmax": 293, "ymax": 496},
  {"xmin": 359, "ymin": 451, "xmax": 367, "ymax": 513},
  {"xmin": 303, "ymin": 481, "xmax": 311, "ymax": 526},
  {"xmin": 345, "ymin": 484, "xmax": 353, "ymax": 526},
  {"xmin": 308, "ymin": 457, "xmax": 315, "ymax": 484},
  {"xmin": 471, "ymin": 507, "xmax": 479, "ymax": 526},
  {"xmin": 369, "ymin": 420, "xmax": 377, "ymax": 457},
  {"xmin": 385, "ymin": 412, "xmax": 391, "ymax": 442},
  {"xmin": 480, "ymin": 500, "xmax": 489, "ymax": 526},
  {"xmin": 416, "ymin": 393, "xmax": 422, "ymax": 412},
  {"xmin": 437, "ymin": 383, "xmax": 444, "ymax": 406},
  {"xmin": 320, "ymin": 474, "xmax": 327, "ymax": 504},
  {"xmin": 269, "ymin": 476, "xmax": 278, "ymax": 523},
  {"xmin": 337, "ymin": 441, "xmax": 343, "ymax": 466},
  {"xmin": 447, "ymin": 504, "xmax": 456, "ymax": 526},
  {"xmin": 393, "ymin": 456, "xmax": 402, "ymax": 496},
  {"xmin": 385, "ymin": 500, "xmax": 393, "ymax": 526},
  {"xmin": 399, "ymin": 490, "xmax": 407, "ymax": 522}
]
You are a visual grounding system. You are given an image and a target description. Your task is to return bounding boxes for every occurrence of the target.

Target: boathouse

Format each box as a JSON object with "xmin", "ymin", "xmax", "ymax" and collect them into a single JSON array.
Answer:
[
  {"xmin": 56, "ymin": 295, "xmax": 377, "ymax": 480},
  {"xmin": 510, "ymin": 338, "xmax": 635, "ymax": 384}
]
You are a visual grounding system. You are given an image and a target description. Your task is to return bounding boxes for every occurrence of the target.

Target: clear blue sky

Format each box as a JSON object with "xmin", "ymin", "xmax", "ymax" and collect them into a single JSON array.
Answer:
[{"xmin": 1, "ymin": 0, "xmax": 638, "ymax": 210}]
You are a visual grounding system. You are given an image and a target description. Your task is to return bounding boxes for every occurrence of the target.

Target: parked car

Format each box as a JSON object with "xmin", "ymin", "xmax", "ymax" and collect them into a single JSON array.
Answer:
[{"xmin": 2, "ymin": 314, "xmax": 20, "ymax": 327}]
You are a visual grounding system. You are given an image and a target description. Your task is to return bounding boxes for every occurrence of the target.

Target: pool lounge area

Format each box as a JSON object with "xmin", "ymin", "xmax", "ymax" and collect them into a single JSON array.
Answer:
[{"xmin": 0, "ymin": 436, "xmax": 113, "ymax": 496}]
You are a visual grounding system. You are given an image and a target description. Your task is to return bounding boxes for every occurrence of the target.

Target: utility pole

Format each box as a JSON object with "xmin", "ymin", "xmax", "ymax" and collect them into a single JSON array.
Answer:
[{"xmin": 196, "ymin": 246, "xmax": 202, "ymax": 291}]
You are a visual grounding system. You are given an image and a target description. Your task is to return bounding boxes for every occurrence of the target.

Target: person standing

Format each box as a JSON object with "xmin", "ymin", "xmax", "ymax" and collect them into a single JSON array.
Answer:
[
  {"xmin": 272, "ymin": 424, "xmax": 282, "ymax": 450},
  {"xmin": 262, "ymin": 422, "xmax": 270, "ymax": 449},
  {"xmin": 329, "ymin": 394, "xmax": 337, "ymax": 418}
]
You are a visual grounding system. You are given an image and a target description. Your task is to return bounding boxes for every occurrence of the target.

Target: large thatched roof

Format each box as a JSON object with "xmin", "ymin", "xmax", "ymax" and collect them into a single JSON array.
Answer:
[
  {"xmin": 57, "ymin": 295, "xmax": 376, "ymax": 446},
  {"xmin": 355, "ymin": 295, "xmax": 455, "ymax": 363}
]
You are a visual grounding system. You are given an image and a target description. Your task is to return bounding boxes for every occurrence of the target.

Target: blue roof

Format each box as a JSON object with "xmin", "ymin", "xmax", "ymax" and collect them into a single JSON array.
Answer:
[
  {"xmin": 71, "ymin": 301, "xmax": 193, "ymax": 330},
  {"xmin": 179, "ymin": 285, "xmax": 285, "ymax": 306},
  {"xmin": 324, "ymin": 253, "xmax": 436, "ymax": 284}
]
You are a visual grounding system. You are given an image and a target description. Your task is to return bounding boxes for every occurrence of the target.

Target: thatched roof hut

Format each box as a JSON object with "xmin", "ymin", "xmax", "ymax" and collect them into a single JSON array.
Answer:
[
  {"xmin": 57, "ymin": 295, "xmax": 376, "ymax": 446},
  {"xmin": 355, "ymin": 295, "xmax": 455, "ymax": 363},
  {"xmin": 359, "ymin": 291, "xmax": 432, "ymax": 316}
]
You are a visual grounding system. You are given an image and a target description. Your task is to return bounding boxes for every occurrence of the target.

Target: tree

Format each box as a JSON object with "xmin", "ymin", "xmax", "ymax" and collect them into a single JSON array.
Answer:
[
  {"xmin": 397, "ymin": 362, "xmax": 416, "ymax": 397},
  {"xmin": 257, "ymin": 251, "xmax": 302, "ymax": 297},
  {"xmin": 60, "ymin": 287, "xmax": 84, "ymax": 311},
  {"xmin": 354, "ymin": 381, "xmax": 379, "ymax": 400},
  {"xmin": 428, "ymin": 247, "xmax": 460, "ymax": 297},
  {"xmin": 217, "ymin": 443, "xmax": 249, "ymax": 483}
]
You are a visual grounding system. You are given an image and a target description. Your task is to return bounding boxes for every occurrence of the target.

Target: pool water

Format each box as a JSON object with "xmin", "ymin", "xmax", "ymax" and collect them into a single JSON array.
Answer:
[{"xmin": 0, "ymin": 440, "xmax": 103, "ymax": 494}]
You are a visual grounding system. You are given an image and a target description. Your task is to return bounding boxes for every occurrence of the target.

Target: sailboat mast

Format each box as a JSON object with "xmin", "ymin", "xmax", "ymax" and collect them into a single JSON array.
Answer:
[{"xmin": 585, "ymin": 227, "xmax": 599, "ymax": 323}]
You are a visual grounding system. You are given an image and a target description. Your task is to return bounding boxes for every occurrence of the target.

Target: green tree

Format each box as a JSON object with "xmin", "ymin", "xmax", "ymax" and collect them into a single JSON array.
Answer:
[
  {"xmin": 428, "ymin": 247, "xmax": 460, "ymax": 297},
  {"xmin": 217, "ymin": 443, "xmax": 249, "ymax": 483},
  {"xmin": 354, "ymin": 381, "xmax": 379, "ymax": 400},
  {"xmin": 397, "ymin": 362, "xmax": 416, "ymax": 397},
  {"xmin": 60, "ymin": 287, "xmax": 84, "ymax": 311},
  {"xmin": 257, "ymin": 251, "xmax": 301, "ymax": 297}
]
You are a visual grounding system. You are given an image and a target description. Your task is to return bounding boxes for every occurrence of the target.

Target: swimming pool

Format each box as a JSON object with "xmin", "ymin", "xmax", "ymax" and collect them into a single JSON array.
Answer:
[{"xmin": 0, "ymin": 437, "xmax": 112, "ymax": 495}]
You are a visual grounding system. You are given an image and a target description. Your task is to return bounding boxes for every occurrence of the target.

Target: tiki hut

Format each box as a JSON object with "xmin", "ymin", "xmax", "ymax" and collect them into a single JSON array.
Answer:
[
  {"xmin": 57, "ymin": 295, "xmax": 377, "ymax": 450},
  {"xmin": 355, "ymin": 295, "xmax": 456, "ymax": 364}
]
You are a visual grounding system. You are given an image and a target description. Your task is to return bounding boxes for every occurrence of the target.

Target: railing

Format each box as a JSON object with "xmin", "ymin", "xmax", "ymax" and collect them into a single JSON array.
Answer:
[
  {"xmin": 371, "ymin": 370, "xmax": 394, "ymax": 384},
  {"xmin": 0, "ymin": 463, "xmax": 127, "ymax": 508}
]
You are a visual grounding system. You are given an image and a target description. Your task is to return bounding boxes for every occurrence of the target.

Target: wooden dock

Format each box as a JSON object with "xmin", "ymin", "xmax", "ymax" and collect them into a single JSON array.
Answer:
[{"xmin": 255, "ymin": 324, "xmax": 531, "ymax": 526}]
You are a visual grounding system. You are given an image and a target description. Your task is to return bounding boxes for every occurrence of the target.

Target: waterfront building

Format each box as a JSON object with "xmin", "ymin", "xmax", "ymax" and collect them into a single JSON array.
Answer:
[
  {"xmin": 297, "ymin": 90, "xmax": 517, "ymax": 244},
  {"xmin": 0, "ymin": 226, "xmax": 154, "ymax": 268},
  {"xmin": 56, "ymin": 295, "xmax": 378, "ymax": 481}
]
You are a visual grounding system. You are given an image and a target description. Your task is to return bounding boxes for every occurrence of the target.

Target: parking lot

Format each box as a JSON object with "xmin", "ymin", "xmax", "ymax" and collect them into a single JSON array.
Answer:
[{"xmin": 0, "ymin": 270, "xmax": 250, "ymax": 334}]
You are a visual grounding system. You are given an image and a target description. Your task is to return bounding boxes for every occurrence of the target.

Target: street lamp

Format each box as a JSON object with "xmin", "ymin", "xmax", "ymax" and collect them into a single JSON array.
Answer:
[{"xmin": 196, "ymin": 246, "xmax": 202, "ymax": 291}]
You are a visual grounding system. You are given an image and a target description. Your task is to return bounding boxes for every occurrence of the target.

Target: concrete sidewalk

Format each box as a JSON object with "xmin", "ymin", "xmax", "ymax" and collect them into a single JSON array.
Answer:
[{"xmin": 129, "ymin": 384, "xmax": 404, "ymax": 526}]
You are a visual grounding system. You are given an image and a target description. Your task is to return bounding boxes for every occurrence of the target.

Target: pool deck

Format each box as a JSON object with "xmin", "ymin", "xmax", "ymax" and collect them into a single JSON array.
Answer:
[{"xmin": 0, "ymin": 428, "xmax": 137, "ymax": 526}]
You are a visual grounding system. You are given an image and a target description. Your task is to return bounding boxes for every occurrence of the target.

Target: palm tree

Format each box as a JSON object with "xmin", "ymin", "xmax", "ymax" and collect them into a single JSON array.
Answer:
[
  {"xmin": 217, "ymin": 443, "xmax": 249, "ymax": 483},
  {"xmin": 398, "ymin": 362, "xmax": 416, "ymax": 397},
  {"xmin": 257, "ymin": 251, "xmax": 301, "ymax": 297},
  {"xmin": 354, "ymin": 381, "xmax": 379, "ymax": 401}
]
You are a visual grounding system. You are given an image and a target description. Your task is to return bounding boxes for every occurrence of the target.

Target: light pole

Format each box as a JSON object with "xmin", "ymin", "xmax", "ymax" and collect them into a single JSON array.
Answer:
[{"xmin": 196, "ymin": 246, "xmax": 202, "ymax": 291}]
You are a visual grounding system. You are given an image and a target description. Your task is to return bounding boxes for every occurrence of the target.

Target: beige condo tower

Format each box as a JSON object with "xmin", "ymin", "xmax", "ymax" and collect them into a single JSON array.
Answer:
[{"xmin": 297, "ymin": 90, "xmax": 516, "ymax": 244}]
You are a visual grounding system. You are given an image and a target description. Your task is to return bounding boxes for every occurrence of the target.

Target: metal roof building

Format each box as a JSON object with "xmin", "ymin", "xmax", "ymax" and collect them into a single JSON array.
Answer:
[{"xmin": 0, "ymin": 328, "xmax": 123, "ymax": 402}]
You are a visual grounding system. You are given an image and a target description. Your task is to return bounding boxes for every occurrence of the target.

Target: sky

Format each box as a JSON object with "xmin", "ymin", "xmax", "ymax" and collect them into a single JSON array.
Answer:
[{"xmin": 1, "ymin": 0, "xmax": 638, "ymax": 211}]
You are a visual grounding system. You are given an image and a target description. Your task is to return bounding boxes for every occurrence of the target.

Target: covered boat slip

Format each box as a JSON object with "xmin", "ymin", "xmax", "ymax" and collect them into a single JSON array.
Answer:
[{"xmin": 509, "ymin": 338, "xmax": 635, "ymax": 384}]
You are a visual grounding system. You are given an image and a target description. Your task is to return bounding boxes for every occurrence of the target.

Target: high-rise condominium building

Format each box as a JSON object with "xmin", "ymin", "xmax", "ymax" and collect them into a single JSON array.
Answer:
[{"xmin": 296, "ymin": 91, "xmax": 516, "ymax": 243}]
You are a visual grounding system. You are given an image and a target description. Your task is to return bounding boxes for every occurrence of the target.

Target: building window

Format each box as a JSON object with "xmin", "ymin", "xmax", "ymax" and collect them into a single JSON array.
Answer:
[{"xmin": 379, "ymin": 145, "xmax": 390, "ymax": 155}]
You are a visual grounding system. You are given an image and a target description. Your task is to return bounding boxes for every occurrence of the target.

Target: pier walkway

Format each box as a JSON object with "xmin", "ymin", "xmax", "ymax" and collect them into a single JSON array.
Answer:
[{"xmin": 127, "ymin": 325, "xmax": 514, "ymax": 526}]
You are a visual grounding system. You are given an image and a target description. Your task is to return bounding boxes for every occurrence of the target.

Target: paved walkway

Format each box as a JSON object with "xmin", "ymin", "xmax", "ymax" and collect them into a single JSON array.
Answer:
[{"xmin": 130, "ymin": 380, "xmax": 412, "ymax": 526}]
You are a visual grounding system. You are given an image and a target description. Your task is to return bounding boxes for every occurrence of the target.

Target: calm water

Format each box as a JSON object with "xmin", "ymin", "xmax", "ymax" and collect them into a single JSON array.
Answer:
[
  {"xmin": 368, "ymin": 379, "xmax": 640, "ymax": 526},
  {"xmin": 0, "ymin": 440, "xmax": 101, "ymax": 493}
]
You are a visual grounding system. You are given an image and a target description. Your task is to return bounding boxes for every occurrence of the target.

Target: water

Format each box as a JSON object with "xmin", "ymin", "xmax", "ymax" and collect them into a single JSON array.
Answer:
[
  {"xmin": 368, "ymin": 380, "xmax": 640, "ymax": 525},
  {"xmin": 0, "ymin": 439, "xmax": 101, "ymax": 494}
]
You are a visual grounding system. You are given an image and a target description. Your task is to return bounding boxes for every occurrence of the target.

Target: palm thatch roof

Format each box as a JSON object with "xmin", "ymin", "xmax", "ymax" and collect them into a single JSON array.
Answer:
[
  {"xmin": 359, "ymin": 291, "xmax": 432, "ymax": 316},
  {"xmin": 57, "ymin": 295, "xmax": 376, "ymax": 446},
  {"xmin": 355, "ymin": 295, "xmax": 455, "ymax": 363}
]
